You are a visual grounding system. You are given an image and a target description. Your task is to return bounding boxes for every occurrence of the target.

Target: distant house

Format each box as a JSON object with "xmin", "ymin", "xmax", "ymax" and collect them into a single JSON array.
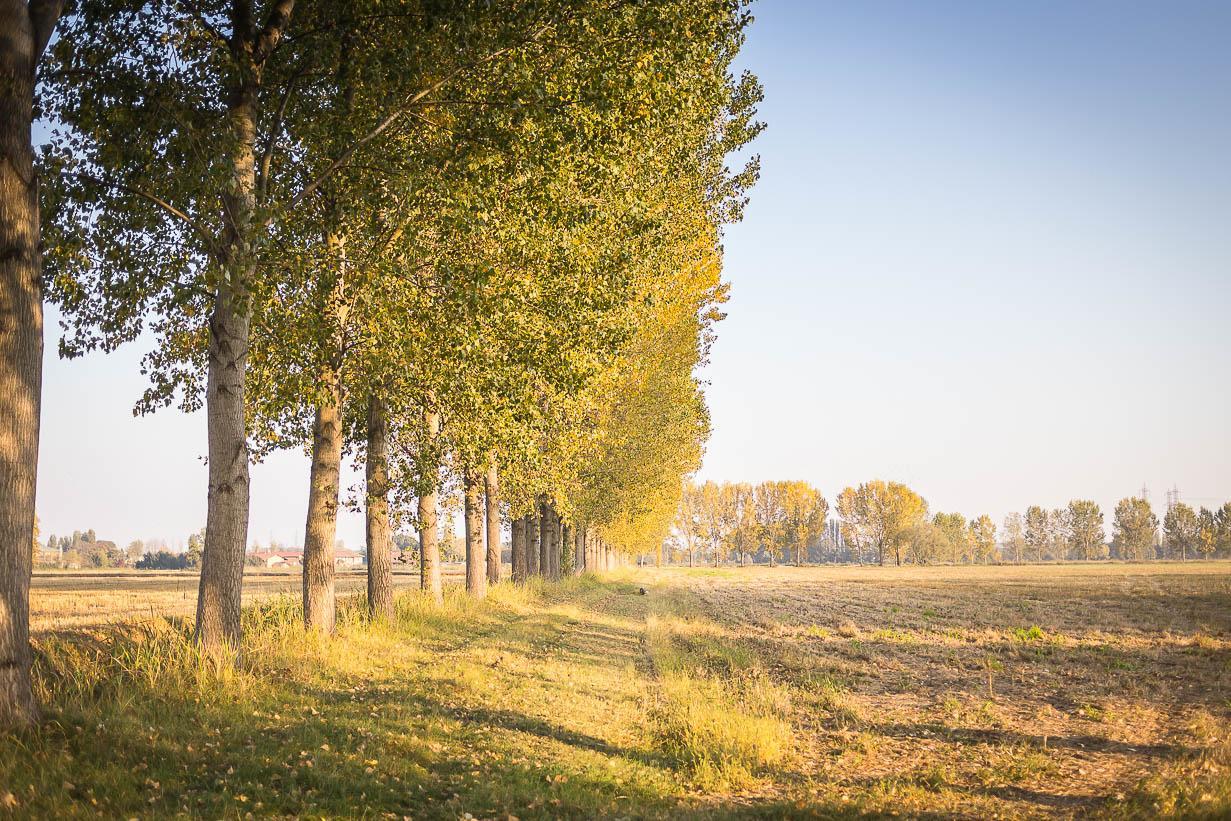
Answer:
[
  {"xmin": 334, "ymin": 549, "xmax": 365, "ymax": 569},
  {"xmin": 249, "ymin": 550, "xmax": 304, "ymax": 568},
  {"xmin": 248, "ymin": 548, "xmax": 363, "ymax": 568}
]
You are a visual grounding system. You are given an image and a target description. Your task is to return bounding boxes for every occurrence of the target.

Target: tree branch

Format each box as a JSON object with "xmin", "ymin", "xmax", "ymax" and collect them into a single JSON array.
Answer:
[
  {"xmin": 75, "ymin": 172, "xmax": 222, "ymax": 261},
  {"xmin": 285, "ymin": 18, "xmax": 559, "ymax": 213},
  {"xmin": 254, "ymin": 0, "xmax": 296, "ymax": 63},
  {"xmin": 257, "ymin": 66, "xmax": 305, "ymax": 203}
]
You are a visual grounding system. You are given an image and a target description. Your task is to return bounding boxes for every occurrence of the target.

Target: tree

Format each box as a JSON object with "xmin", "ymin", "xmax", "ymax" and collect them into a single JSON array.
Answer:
[
  {"xmin": 185, "ymin": 529, "xmax": 205, "ymax": 570},
  {"xmin": 1002, "ymin": 513, "xmax": 1026, "ymax": 564},
  {"xmin": 903, "ymin": 521, "xmax": 946, "ymax": 565},
  {"xmin": 45, "ymin": 0, "xmax": 300, "ymax": 657},
  {"xmin": 932, "ymin": 512, "xmax": 969, "ymax": 564},
  {"xmin": 969, "ymin": 515, "xmax": 998, "ymax": 564},
  {"xmin": 837, "ymin": 480, "xmax": 927, "ymax": 566},
  {"xmin": 1066, "ymin": 500, "xmax": 1104, "ymax": 561},
  {"xmin": 753, "ymin": 482, "xmax": 785, "ymax": 565},
  {"xmin": 691, "ymin": 482, "xmax": 727, "ymax": 566},
  {"xmin": 778, "ymin": 482, "xmax": 827, "ymax": 565},
  {"xmin": 728, "ymin": 483, "xmax": 757, "ymax": 566},
  {"xmin": 1215, "ymin": 502, "xmax": 1231, "ymax": 556},
  {"xmin": 1, "ymin": 0, "xmax": 64, "ymax": 729},
  {"xmin": 465, "ymin": 469, "xmax": 487, "ymax": 598},
  {"xmin": 1163, "ymin": 503, "xmax": 1198, "ymax": 561},
  {"xmin": 1113, "ymin": 497, "xmax": 1157, "ymax": 562},
  {"xmin": 485, "ymin": 460, "xmax": 501, "ymax": 585},
  {"xmin": 1046, "ymin": 508, "xmax": 1070, "ymax": 561},
  {"xmin": 1024, "ymin": 506, "xmax": 1049, "ymax": 563},
  {"xmin": 126, "ymin": 540, "xmax": 145, "ymax": 565},
  {"xmin": 1196, "ymin": 507, "xmax": 1218, "ymax": 559}
]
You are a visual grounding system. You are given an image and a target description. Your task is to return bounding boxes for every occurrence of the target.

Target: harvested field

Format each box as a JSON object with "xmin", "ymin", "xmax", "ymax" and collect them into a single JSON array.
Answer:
[
  {"xmin": 643, "ymin": 562, "xmax": 1231, "ymax": 817},
  {"xmin": 29, "ymin": 567, "xmax": 461, "ymax": 632},
  {"xmin": 5, "ymin": 562, "xmax": 1229, "ymax": 818}
]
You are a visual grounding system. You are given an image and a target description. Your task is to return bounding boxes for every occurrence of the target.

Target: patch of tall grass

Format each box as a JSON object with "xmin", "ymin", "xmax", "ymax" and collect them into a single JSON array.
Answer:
[{"xmin": 644, "ymin": 612, "xmax": 794, "ymax": 790}]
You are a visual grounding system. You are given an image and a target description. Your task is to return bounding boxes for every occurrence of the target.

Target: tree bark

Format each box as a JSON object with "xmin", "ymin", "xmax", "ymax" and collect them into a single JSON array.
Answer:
[
  {"xmin": 301, "ymin": 361, "xmax": 341, "ymax": 633},
  {"xmin": 553, "ymin": 514, "xmax": 564, "ymax": 579},
  {"xmin": 365, "ymin": 394, "xmax": 393, "ymax": 621},
  {"xmin": 525, "ymin": 513, "xmax": 539, "ymax": 577},
  {"xmin": 538, "ymin": 498, "xmax": 551, "ymax": 580},
  {"xmin": 195, "ymin": 114, "xmax": 258, "ymax": 658},
  {"xmin": 464, "ymin": 468, "xmax": 486, "ymax": 598},
  {"xmin": 484, "ymin": 459, "xmax": 500, "ymax": 585},
  {"xmin": 510, "ymin": 516, "xmax": 525, "ymax": 582},
  {"xmin": 194, "ymin": 0, "xmax": 296, "ymax": 659},
  {"xmin": 574, "ymin": 526, "xmax": 585, "ymax": 574},
  {"xmin": 418, "ymin": 408, "xmax": 442, "ymax": 604},
  {"xmin": 0, "ymin": 0, "xmax": 61, "ymax": 729}
]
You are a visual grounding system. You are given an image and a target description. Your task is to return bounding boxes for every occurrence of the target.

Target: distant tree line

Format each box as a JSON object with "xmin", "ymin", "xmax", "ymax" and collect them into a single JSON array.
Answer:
[
  {"xmin": 672, "ymin": 480, "xmax": 1231, "ymax": 566},
  {"xmin": 37, "ymin": 529, "xmax": 205, "ymax": 569}
]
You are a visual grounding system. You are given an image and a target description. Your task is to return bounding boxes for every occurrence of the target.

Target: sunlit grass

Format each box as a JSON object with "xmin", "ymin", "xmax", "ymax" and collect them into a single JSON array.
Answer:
[{"xmin": 6, "ymin": 562, "xmax": 1230, "ymax": 818}]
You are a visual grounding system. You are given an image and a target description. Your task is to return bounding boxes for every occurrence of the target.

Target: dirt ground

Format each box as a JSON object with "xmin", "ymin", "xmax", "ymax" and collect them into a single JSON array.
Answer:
[{"xmin": 645, "ymin": 562, "xmax": 1231, "ymax": 817}]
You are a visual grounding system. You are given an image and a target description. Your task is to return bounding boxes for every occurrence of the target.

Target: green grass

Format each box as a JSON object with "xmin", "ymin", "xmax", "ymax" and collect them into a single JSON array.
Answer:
[
  {"xmin": 3, "ymin": 577, "xmax": 686, "ymax": 819},
  {"xmin": 643, "ymin": 599, "xmax": 795, "ymax": 791}
]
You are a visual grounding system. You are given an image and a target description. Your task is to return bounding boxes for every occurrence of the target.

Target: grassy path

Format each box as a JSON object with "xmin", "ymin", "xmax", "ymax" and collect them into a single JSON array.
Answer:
[{"xmin": 2, "ymin": 575, "xmax": 701, "ymax": 819}]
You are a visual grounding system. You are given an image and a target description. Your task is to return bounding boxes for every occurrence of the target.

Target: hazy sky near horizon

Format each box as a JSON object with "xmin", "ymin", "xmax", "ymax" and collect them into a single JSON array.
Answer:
[{"xmin": 37, "ymin": 0, "xmax": 1231, "ymax": 549}]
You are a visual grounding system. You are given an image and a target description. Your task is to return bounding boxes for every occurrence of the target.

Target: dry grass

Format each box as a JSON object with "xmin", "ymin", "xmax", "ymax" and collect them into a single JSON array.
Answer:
[
  {"xmin": 29, "ymin": 567, "xmax": 458, "ymax": 631},
  {"xmin": 4, "ymin": 561, "xmax": 1228, "ymax": 818},
  {"xmin": 643, "ymin": 561, "xmax": 1231, "ymax": 817}
]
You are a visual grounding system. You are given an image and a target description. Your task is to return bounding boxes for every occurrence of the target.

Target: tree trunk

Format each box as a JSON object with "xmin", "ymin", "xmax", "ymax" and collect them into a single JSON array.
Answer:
[
  {"xmin": 0, "ymin": 0, "xmax": 60, "ymax": 728},
  {"xmin": 574, "ymin": 526, "xmax": 584, "ymax": 574},
  {"xmin": 194, "ymin": 0, "xmax": 296, "ymax": 658},
  {"xmin": 510, "ymin": 516, "xmax": 524, "ymax": 582},
  {"xmin": 418, "ymin": 409, "xmax": 442, "ymax": 604},
  {"xmin": 553, "ymin": 513, "xmax": 564, "ymax": 579},
  {"xmin": 302, "ymin": 362, "xmax": 341, "ymax": 633},
  {"xmin": 302, "ymin": 225, "xmax": 348, "ymax": 634},
  {"xmin": 560, "ymin": 522, "xmax": 571, "ymax": 575},
  {"xmin": 538, "ymin": 499, "xmax": 551, "ymax": 581},
  {"xmin": 525, "ymin": 513, "xmax": 539, "ymax": 577},
  {"xmin": 195, "ymin": 81, "xmax": 259, "ymax": 657},
  {"xmin": 365, "ymin": 394, "xmax": 393, "ymax": 621},
  {"xmin": 464, "ymin": 468, "xmax": 486, "ymax": 599},
  {"xmin": 484, "ymin": 459, "xmax": 500, "ymax": 585}
]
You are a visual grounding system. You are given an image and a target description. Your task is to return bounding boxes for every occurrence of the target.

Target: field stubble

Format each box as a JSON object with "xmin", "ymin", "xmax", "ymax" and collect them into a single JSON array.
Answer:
[{"xmin": 3, "ymin": 561, "xmax": 1228, "ymax": 818}]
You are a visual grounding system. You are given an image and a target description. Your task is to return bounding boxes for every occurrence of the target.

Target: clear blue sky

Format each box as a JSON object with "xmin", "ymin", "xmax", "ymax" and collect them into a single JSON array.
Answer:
[{"xmin": 37, "ymin": 0, "xmax": 1231, "ymax": 549}]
